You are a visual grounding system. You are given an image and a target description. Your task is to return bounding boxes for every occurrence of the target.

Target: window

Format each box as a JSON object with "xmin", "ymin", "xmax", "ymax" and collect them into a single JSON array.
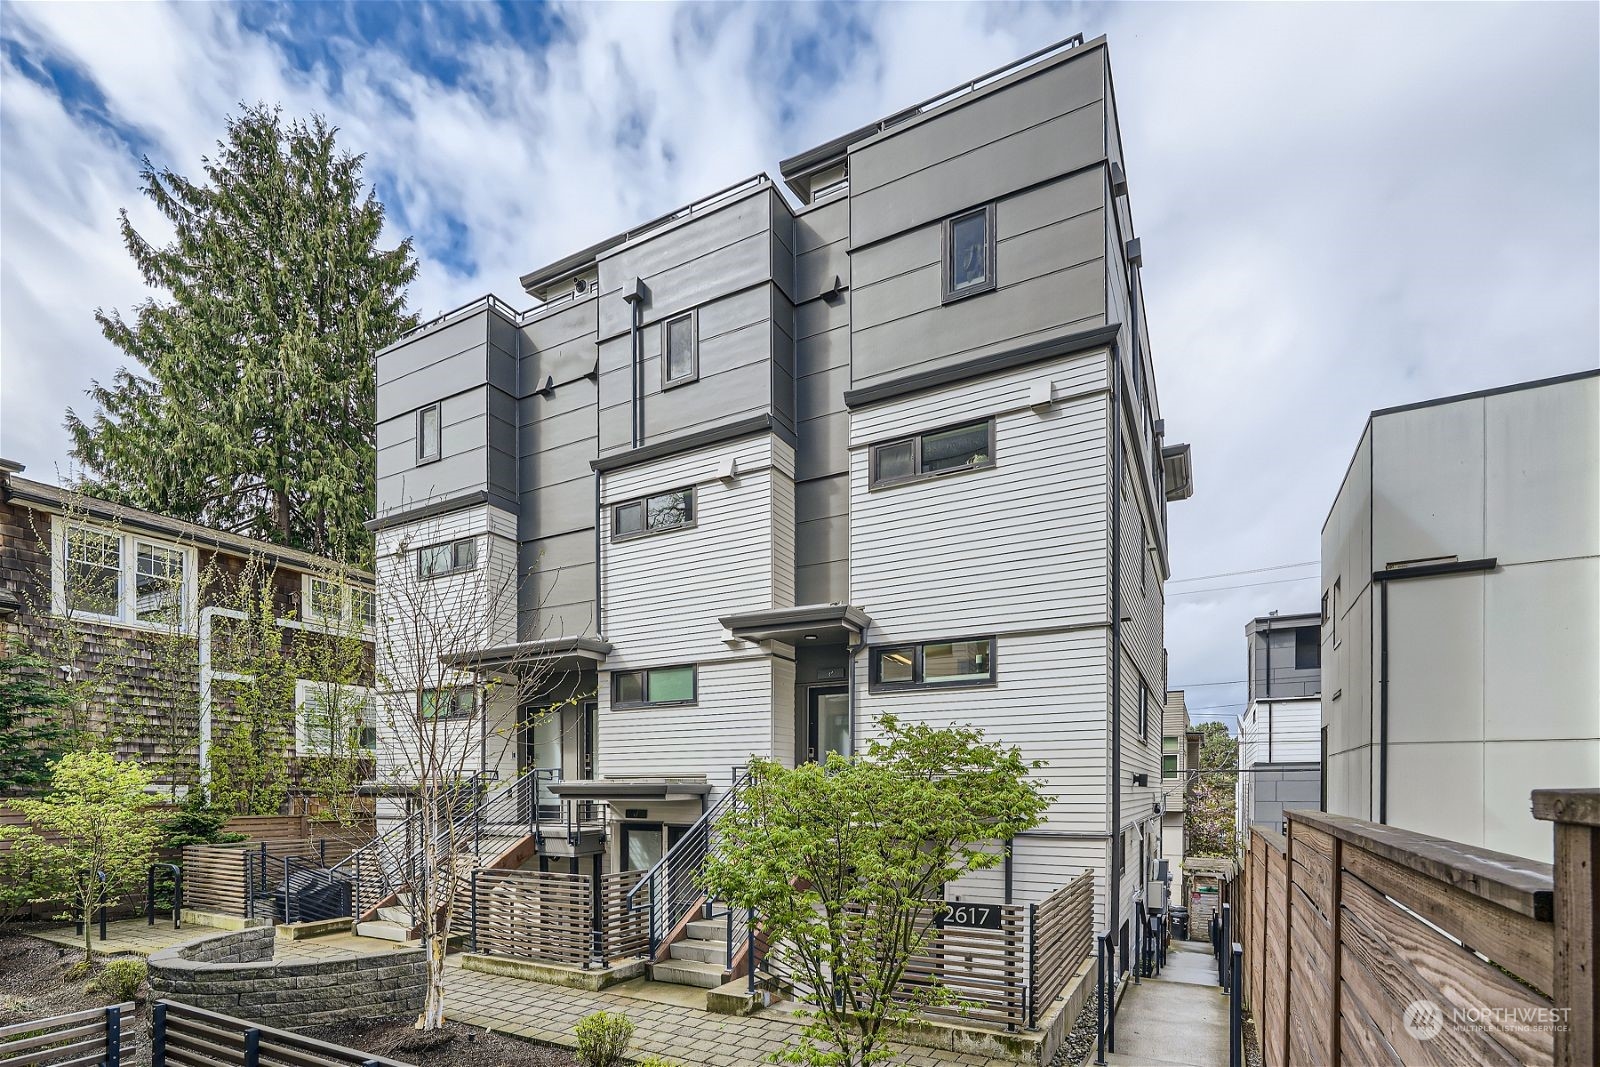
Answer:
[
  {"xmin": 295, "ymin": 680, "xmax": 376, "ymax": 756},
  {"xmin": 1294, "ymin": 626, "xmax": 1320, "ymax": 670},
  {"xmin": 612, "ymin": 665, "xmax": 697, "ymax": 707},
  {"xmin": 1331, "ymin": 579, "xmax": 1341, "ymax": 648},
  {"xmin": 1162, "ymin": 737, "xmax": 1179, "ymax": 779},
  {"xmin": 417, "ymin": 537, "xmax": 477, "ymax": 579},
  {"xmin": 942, "ymin": 204, "xmax": 996, "ymax": 303},
  {"xmin": 302, "ymin": 575, "xmax": 374, "ymax": 631},
  {"xmin": 416, "ymin": 403, "xmax": 441, "ymax": 463},
  {"xmin": 1139, "ymin": 680, "xmax": 1151, "ymax": 741},
  {"xmin": 420, "ymin": 686, "xmax": 477, "ymax": 720},
  {"xmin": 663, "ymin": 312, "xmax": 697, "ymax": 387},
  {"xmin": 870, "ymin": 638, "xmax": 995, "ymax": 690},
  {"xmin": 56, "ymin": 522, "xmax": 193, "ymax": 629},
  {"xmin": 612, "ymin": 487, "xmax": 694, "ymax": 541},
  {"xmin": 868, "ymin": 419, "xmax": 994, "ymax": 488}
]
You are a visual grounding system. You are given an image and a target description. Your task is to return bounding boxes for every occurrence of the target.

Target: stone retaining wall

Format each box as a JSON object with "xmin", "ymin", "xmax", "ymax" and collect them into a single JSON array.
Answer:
[{"xmin": 148, "ymin": 928, "xmax": 425, "ymax": 1030}]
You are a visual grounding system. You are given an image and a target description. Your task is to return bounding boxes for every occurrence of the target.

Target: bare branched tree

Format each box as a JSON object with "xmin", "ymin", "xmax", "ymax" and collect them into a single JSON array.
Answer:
[{"xmin": 364, "ymin": 517, "xmax": 585, "ymax": 1030}]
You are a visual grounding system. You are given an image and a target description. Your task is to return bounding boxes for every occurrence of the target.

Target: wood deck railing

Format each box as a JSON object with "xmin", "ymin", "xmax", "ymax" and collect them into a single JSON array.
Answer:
[{"xmin": 1238, "ymin": 789, "xmax": 1597, "ymax": 1067}]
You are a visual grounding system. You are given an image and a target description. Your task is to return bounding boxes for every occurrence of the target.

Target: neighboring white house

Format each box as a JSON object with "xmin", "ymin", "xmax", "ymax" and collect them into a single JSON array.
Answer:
[
  {"xmin": 1234, "ymin": 612, "xmax": 1321, "ymax": 851},
  {"xmin": 1159, "ymin": 689, "xmax": 1198, "ymax": 891},
  {"xmin": 1321, "ymin": 370, "xmax": 1600, "ymax": 862}
]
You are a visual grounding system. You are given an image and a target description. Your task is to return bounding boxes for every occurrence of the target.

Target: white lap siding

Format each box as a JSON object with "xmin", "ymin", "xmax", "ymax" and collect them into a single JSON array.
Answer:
[
  {"xmin": 597, "ymin": 434, "xmax": 797, "ymax": 783},
  {"xmin": 373, "ymin": 504, "xmax": 518, "ymax": 782}
]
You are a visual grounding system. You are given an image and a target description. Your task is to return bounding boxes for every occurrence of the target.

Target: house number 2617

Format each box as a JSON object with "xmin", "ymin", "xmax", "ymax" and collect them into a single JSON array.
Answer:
[{"xmin": 943, "ymin": 904, "xmax": 1002, "ymax": 930}]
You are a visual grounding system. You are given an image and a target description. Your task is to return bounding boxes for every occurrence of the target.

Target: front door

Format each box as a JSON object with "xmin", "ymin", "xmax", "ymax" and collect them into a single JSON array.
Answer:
[
  {"xmin": 806, "ymin": 686, "xmax": 850, "ymax": 762},
  {"xmin": 580, "ymin": 701, "xmax": 598, "ymax": 780},
  {"xmin": 531, "ymin": 711, "xmax": 562, "ymax": 817}
]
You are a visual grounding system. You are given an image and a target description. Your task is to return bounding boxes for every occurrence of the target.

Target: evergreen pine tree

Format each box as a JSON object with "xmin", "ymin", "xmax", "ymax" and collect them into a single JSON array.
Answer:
[
  {"xmin": 66, "ymin": 105, "xmax": 419, "ymax": 566},
  {"xmin": 0, "ymin": 640, "xmax": 69, "ymax": 792}
]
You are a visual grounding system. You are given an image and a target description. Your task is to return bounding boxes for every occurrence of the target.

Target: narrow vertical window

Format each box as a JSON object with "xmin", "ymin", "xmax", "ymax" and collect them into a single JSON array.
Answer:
[
  {"xmin": 663, "ymin": 312, "xmax": 697, "ymax": 387},
  {"xmin": 942, "ymin": 204, "xmax": 996, "ymax": 302},
  {"xmin": 417, "ymin": 403, "xmax": 441, "ymax": 463}
]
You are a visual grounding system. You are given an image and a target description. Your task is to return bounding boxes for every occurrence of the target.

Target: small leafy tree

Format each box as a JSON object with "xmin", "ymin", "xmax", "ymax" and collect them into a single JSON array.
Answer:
[
  {"xmin": 12, "ymin": 752, "xmax": 163, "ymax": 961},
  {"xmin": 0, "ymin": 639, "xmax": 70, "ymax": 792},
  {"xmin": 701, "ymin": 716, "xmax": 1047, "ymax": 1067},
  {"xmin": 1184, "ymin": 721, "xmax": 1237, "ymax": 858}
]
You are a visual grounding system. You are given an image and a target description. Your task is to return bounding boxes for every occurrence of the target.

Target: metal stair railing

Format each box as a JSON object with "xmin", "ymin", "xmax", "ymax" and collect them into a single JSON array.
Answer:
[{"xmin": 626, "ymin": 767, "xmax": 749, "ymax": 959}]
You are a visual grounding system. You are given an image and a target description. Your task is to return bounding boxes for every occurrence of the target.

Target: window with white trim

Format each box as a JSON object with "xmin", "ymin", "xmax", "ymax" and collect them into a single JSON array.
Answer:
[
  {"xmin": 294, "ymin": 680, "xmax": 376, "ymax": 756},
  {"xmin": 301, "ymin": 574, "xmax": 375, "ymax": 631},
  {"xmin": 54, "ymin": 521, "xmax": 194, "ymax": 630}
]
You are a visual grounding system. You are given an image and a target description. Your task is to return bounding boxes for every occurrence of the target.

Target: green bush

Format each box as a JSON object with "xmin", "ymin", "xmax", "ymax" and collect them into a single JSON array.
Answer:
[
  {"xmin": 574, "ymin": 1010, "xmax": 634, "ymax": 1067},
  {"xmin": 634, "ymin": 1058, "xmax": 677, "ymax": 1066},
  {"xmin": 88, "ymin": 959, "xmax": 147, "ymax": 1001}
]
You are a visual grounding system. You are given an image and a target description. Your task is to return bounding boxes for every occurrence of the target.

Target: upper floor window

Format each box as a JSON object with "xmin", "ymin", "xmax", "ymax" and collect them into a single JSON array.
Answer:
[
  {"xmin": 871, "ymin": 637, "xmax": 995, "ymax": 690},
  {"xmin": 869, "ymin": 419, "xmax": 994, "ymax": 489},
  {"xmin": 417, "ymin": 402, "xmax": 441, "ymax": 464},
  {"xmin": 1139, "ymin": 680, "xmax": 1151, "ymax": 741},
  {"xmin": 295, "ymin": 680, "xmax": 377, "ymax": 756},
  {"xmin": 942, "ymin": 204, "xmax": 996, "ymax": 303},
  {"xmin": 1294, "ymin": 626, "xmax": 1321, "ymax": 670},
  {"xmin": 303, "ymin": 574, "xmax": 375, "ymax": 631},
  {"xmin": 1162, "ymin": 736, "xmax": 1179, "ymax": 778},
  {"xmin": 417, "ymin": 537, "xmax": 477, "ymax": 579},
  {"xmin": 55, "ymin": 521, "xmax": 193, "ymax": 630},
  {"xmin": 420, "ymin": 686, "xmax": 477, "ymax": 720},
  {"xmin": 663, "ymin": 312, "xmax": 697, "ymax": 388},
  {"xmin": 613, "ymin": 487, "xmax": 694, "ymax": 541},
  {"xmin": 613, "ymin": 665, "xmax": 697, "ymax": 707}
]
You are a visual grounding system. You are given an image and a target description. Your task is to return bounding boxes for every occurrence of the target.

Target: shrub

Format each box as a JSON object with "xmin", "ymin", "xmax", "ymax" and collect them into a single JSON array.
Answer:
[
  {"xmin": 89, "ymin": 958, "xmax": 147, "ymax": 1001},
  {"xmin": 634, "ymin": 1058, "xmax": 677, "ymax": 1066},
  {"xmin": 574, "ymin": 1010, "xmax": 634, "ymax": 1067}
]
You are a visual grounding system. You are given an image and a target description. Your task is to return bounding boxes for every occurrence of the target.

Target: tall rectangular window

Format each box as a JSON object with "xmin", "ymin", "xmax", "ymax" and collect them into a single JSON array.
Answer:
[
  {"xmin": 417, "ymin": 403, "xmax": 441, "ymax": 463},
  {"xmin": 64, "ymin": 526, "xmax": 122, "ymax": 618},
  {"xmin": 868, "ymin": 419, "xmax": 994, "ymax": 489},
  {"xmin": 663, "ymin": 312, "xmax": 697, "ymax": 387},
  {"xmin": 943, "ymin": 204, "xmax": 996, "ymax": 302},
  {"xmin": 1162, "ymin": 736, "xmax": 1179, "ymax": 778},
  {"xmin": 1294, "ymin": 626, "xmax": 1321, "ymax": 670},
  {"xmin": 870, "ymin": 637, "xmax": 995, "ymax": 690},
  {"xmin": 134, "ymin": 542, "xmax": 185, "ymax": 625}
]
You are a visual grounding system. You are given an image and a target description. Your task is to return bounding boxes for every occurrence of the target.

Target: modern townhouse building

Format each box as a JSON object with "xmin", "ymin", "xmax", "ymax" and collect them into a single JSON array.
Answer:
[
  {"xmin": 1233, "ymin": 612, "xmax": 1321, "ymax": 849},
  {"xmin": 1321, "ymin": 370, "xmax": 1599, "ymax": 862},
  {"xmin": 370, "ymin": 34, "xmax": 1193, "ymax": 974},
  {"xmin": 1158, "ymin": 688, "xmax": 1198, "ymax": 888},
  {"xmin": 0, "ymin": 459, "xmax": 376, "ymax": 792}
]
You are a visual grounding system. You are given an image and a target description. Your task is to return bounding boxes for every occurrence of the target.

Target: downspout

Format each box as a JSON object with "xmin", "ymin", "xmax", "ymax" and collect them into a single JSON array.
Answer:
[
  {"xmin": 623, "ymin": 280, "xmax": 645, "ymax": 449},
  {"xmin": 1109, "ymin": 346, "xmax": 1124, "ymax": 949},
  {"xmin": 593, "ymin": 472, "xmax": 603, "ymax": 635},
  {"xmin": 1378, "ymin": 581, "xmax": 1389, "ymax": 824}
]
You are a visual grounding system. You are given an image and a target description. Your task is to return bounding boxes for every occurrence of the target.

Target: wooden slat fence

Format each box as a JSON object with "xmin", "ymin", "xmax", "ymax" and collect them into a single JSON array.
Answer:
[
  {"xmin": 899, "ymin": 905, "xmax": 1030, "ymax": 1030},
  {"xmin": 181, "ymin": 844, "xmax": 253, "ymax": 917},
  {"xmin": 471, "ymin": 868, "xmax": 591, "ymax": 966},
  {"xmin": 156, "ymin": 1000, "xmax": 415, "ymax": 1066},
  {"xmin": 1240, "ymin": 803, "xmax": 1595, "ymax": 1067},
  {"xmin": 599, "ymin": 870, "xmax": 649, "ymax": 961},
  {"xmin": 0, "ymin": 1003, "xmax": 133, "ymax": 1066},
  {"xmin": 1031, "ymin": 869, "xmax": 1095, "ymax": 1023}
]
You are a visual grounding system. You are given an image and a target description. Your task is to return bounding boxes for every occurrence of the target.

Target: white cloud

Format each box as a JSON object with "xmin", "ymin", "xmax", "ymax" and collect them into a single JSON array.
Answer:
[{"xmin": 1, "ymin": 1, "xmax": 1595, "ymax": 715}]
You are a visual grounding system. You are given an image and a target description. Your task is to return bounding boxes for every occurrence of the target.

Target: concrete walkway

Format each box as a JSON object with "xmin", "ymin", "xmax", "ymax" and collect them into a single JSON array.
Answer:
[
  {"xmin": 1097, "ymin": 941, "xmax": 1230, "ymax": 1067},
  {"xmin": 443, "ymin": 958, "xmax": 1015, "ymax": 1067}
]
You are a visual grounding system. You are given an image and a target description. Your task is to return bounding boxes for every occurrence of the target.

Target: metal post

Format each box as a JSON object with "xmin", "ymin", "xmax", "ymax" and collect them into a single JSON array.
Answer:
[
  {"xmin": 1094, "ymin": 934, "xmax": 1106, "ymax": 1066},
  {"xmin": 282, "ymin": 857, "xmax": 292, "ymax": 926},
  {"xmin": 104, "ymin": 1004, "xmax": 121, "ymax": 1067},
  {"xmin": 1026, "ymin": 902, "xmax": 1037, "ymax": 1028},
  {"xmin": 151, "ymin": 1003, "xmax": 167, "ymax": 1067},
  {"xmin": 1133, "ymin": 916, "xmax": 1141, "ymax": 985},
  {"xmin": 1106, "ymin": 932, "xmax": 1117, "ymax": 1053},
  {"xmin": 1219, "ymin": 903, "xmax": 1231, "ymax": 991},
  {"xmin": 147, "ymin": 867, "xmax": 155, "ymax": 926},
  {"xmin": 746, "ymin": 906, "xmax": 757, "ymax": 996},
  {"xmin": 1229, "ymin": 942, "xmax": 1244, "ymax": 1067},
  {"xmin": 244, "ymin": 1026, "xmax": 261, "ymax": 1067},
  {"xmin": 469, "ymin": 869, "xmax": 479, "ymax": 953},
  {"xmin": 174, "ymin": 867, "xmax": 183, "ymax": 929},
  {"xmin": 318, "ymin": 839, "xmax": 327, "ymax": 866}
]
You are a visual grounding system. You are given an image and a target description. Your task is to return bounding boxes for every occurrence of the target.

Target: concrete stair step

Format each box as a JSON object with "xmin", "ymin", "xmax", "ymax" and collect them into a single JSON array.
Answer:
[
  {"xmin": 650, "ymin": 958, "xmax": 728, "ymax": 989},
  {"xmin": 670, "ymin": 939, "xmax": 728, "ymax": 965},
  {"xmin": 354, "ymin": 920, "xmax": 418, "ymax": 944},
  {"xmin": 686, "ymin": 919, "xmax": 727, "ymax": 941},
  {"xmin": 377, "ymin": 906, "xmax": 412, "ymax": 925}
]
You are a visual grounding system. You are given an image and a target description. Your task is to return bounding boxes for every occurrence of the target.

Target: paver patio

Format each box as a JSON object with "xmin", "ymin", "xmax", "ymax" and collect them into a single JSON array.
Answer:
[
  {"xmin": 30, "ymin": 919, "xmax": 228, "ymax": 957},
  {"xmin": 443, "ymin": 958, "xmax": 1018, "ymax": 1067}
]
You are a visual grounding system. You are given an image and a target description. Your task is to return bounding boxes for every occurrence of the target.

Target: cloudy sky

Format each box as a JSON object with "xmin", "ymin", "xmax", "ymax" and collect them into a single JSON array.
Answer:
[{"xmin": 2, "ymin": 1, "xmax": 1596, "ymax": 729}]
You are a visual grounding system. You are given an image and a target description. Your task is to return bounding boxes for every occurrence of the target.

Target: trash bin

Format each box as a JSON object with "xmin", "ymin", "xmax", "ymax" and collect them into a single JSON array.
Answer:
[{"xmin": 1169, "ymin": 905, "xmax": 1189, "ymax": 940}]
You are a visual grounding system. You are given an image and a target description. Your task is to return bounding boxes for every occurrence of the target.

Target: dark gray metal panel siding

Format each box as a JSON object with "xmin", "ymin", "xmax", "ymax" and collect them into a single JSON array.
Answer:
[
  {"xmin": 376, "ymin": 384, "xmax": 494, "ymax": 514},
  {"xmin": 795, "ymin": 472, "xmax": 849, "ymax": 604},
  {"xmin": 849, "ymin": 170, "xmax": 1108, "ymax": 387},
  {"xmin": 377, "ymin": 314, "xmax": 489, "ymax": 412},
  {"xmin": 848, "ymin": 49, "xmax": 1106, "ymax": 248}
]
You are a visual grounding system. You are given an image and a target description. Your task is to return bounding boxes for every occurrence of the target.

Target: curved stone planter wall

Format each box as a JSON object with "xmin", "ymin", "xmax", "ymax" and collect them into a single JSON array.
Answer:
[{"xmin": 148, "ymin": 927, "xmax": 425, "ymax": 1030}]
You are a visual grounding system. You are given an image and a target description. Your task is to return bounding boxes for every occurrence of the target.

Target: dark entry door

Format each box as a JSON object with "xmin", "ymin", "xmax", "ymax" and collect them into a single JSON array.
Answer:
[
  {"xmin": 806, "ymin": 686, "xmax": 850, "ymax": 762},
  {"xmin": 580, "ymin": 700, "xmax": 597, "ymax": 780}
]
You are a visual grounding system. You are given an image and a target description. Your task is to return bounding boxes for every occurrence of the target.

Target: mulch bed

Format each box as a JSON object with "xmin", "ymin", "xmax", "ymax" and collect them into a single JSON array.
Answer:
[{"xmin": 0, "ymin": 931, "xmax": 576, "ymax": 1067}]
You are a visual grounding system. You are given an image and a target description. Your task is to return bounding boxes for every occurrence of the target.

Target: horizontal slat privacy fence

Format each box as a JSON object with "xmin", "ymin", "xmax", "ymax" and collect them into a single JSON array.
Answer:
[
  {"xmin": 471, "ymin": 869, "xmax": 593, "ymax": 966},
  {"xmin": 899, "ymin": 906, "xmax": 1029, "ymax": 1029},
  {"xmin": 181, "ymin": 845, "xmax": 253, "ymax": 916},
  {"xmin": 1031, "ymin": 870, "xmax": 1095, "ymax": 1025},
  {"xmin": 1239, "ymin": 794, "xmax": 1597, "ymax": 1067},
  {"xmin": 154, "ymin": 1000, "xmax": 416, "ymax": 1067},
  {"xmin": 0, "ymin": 1003, "xmax": 134, "ymax": 1067},
  {"xmin": 598, "ymin": 870, "xmax": 649, "ymax": 961}
]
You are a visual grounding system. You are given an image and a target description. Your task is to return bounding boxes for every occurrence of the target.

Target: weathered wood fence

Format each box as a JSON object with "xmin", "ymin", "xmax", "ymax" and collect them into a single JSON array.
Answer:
[
  {"xmin": 598, "ymin": 870, "xmax": 649, "ymax": 960},
  {"xmin": 1239, "ymin": 790, "xmax": 1597, "ymax": 1067},
  {"xmin": 181, "ymin": 845, "xmax": 254, "ymax": 917},
  {"xmin": 0, "ymin": 1003, "xmax": 133, "ymax": 1066},
  {"xmin": 1031, "ymin": 870, "xmax": 1096, "ymax": 1024},
  {"xmin": 470, "ymin": 868, "xmax": 653, "ymax": 967}
]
